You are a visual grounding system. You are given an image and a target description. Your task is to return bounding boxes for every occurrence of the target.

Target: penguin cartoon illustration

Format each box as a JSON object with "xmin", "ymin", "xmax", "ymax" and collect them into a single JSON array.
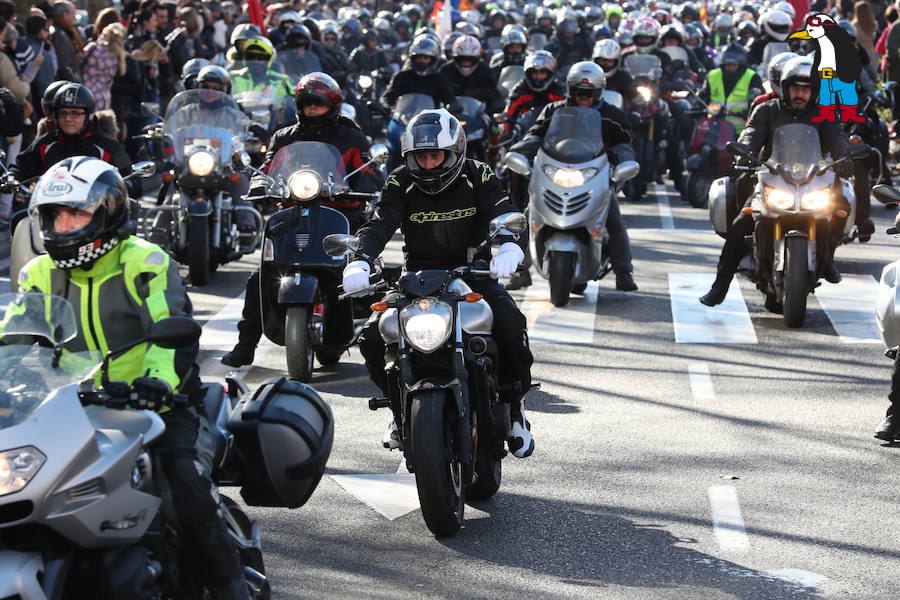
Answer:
[{"xmin": 788, "ymin": 13, "xmax": 864, "ymax": 123}]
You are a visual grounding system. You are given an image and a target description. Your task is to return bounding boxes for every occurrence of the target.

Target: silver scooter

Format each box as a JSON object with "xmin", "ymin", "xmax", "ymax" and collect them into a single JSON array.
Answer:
[
  {"xmin": 504, "ymin": 106, "xmax": 638, "ymax": 306},
  {"xmin": 873, "ymin": 185, "xmax": 900, "ymax": 348}
]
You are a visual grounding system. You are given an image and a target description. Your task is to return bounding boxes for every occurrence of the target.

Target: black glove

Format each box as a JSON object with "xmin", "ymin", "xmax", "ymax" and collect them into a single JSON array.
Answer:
[
  {"xmin": 834, "ymin": 158, "xmax": 855, "ymax": 179},
  {"xmin": 128, "ymin": 377, "xmax": 172, "ymax": 411}
]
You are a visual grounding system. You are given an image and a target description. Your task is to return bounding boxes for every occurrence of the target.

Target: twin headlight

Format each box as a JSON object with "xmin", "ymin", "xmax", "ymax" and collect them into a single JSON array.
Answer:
[
  {"xmin": 399, "ymin": 298, "xmax": 452, "ymax": 353},
  {"xmin": 187, "ymin": 150, "xmax": 216, "ymax": 176},
  {"xmin": 542, "ymin": 165, "xmax": 599, "ymax": 188},
  {"xmin": 0, "ymin": 446, "xmax": 45, "ymax": 497},
  {"xmin": 764, "ymin": 187, "xmax": 831, "ymax": 211}
]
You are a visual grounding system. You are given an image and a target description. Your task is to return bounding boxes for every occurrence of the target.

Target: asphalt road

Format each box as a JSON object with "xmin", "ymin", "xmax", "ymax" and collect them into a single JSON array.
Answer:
[{"xmin": 5, "ymin": 181, "xmax": 896, "ymax": 599}]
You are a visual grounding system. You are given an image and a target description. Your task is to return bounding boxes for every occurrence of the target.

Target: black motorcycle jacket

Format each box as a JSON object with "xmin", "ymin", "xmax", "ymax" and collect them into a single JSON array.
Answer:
[
  {"xmin": 256, "ymin": 116, "xmax": 382, "ymax": 208},
  {"xmin": 316, "ymin": 42, "xmax": 355, "ymax": 87},
  {"xmin": 353, "ymin": 159, "xmax": 527, "ymax": 270},
  {"xmin": 349, "ymin": 47, "xmax": 389, "ymax": 74},
  {"xmin": 438, "ymin": 61, "xmax": 503, "ymax": 110},
  {"xmin": 740, "ymin": 98, "xmax": 852, "ymax": 162},
  {"xmin": 12, "ymin": 120, "xmax": 132, "ymax": 184},
  {"xmin": 544, "ymin": 34, "xmax": 592, "ymax": 70},
  {"xmin": 489, "ymin": 52, "xmax": 526, "ymax": 78},
  {"xmin": 381, "ymin": 68, "xmax": 456, "ymax": 108},
  {"xmin": 512, "ymin": 98, "xmax": 635, "ymax": 163}
]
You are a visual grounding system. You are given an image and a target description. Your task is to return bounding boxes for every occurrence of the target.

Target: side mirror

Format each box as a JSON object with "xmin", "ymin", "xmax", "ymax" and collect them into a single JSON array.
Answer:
[
  {"xmin": 873, "ymin": 184, "xmax": 900, "ymax": 205},
  {"xmin": 726, "ymin": 141, "xmax": 752, "ymax": 158},
  {"xmin": 323, "ymin": 233, "xmax": 359, "ymax": 257},
  {"xmin": 369, "ymin": 143, "xmax": 389, "ymax": 164},
  {"xmin": 611, "ymin": 160, "xmax": 640, "ymax": 184},
  {"xmin": 232, "ymin": 150, "xmax": 251, "ymax": 171},
  {"xmin": 489, "ymin": 212, "xmax": 527, "ymax": 237},
  {"xmin": 503, "ymin": 151, "xmax": 531, "ymax": 177},
  {"xmin": 131, "ymin": 161, "xmax": 156, "ymax": 178},
  {"xmin": 147, "ymin": 316, "xmax": 202, "ymax": 349}
]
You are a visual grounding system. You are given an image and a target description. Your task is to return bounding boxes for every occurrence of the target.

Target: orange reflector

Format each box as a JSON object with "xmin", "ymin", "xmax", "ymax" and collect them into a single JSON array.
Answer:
[
  {"xmin": 464, "ymin": 293, "xmax": 482, "ymax": 302},
  {"xmin": 850, "ymin": 134, "xmax": 863, "ymax": 144},
  {"xmin": 229, "ymin": 172, "xmax": 242, "ymax": 184},
  {"xmin": 371, "ymin": 301, "xmax": 388, "ymax": 312},
  {"xmin": 162, "ymin": 171, "xmax": 174, "ymax": 183},
  {"xmin": 532, "ymin": 222, "xmax": 539, "ymax": 233},
  {"xmin": 836, "ymin": 209, "xmax": 848, "ymax": 218},
  {"xmin": 741, "ymin": 207, "xmax": 753, "ymax": 214}
]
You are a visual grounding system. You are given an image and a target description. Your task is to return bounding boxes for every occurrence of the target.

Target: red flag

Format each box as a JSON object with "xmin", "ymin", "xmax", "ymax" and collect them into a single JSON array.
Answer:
[
  {"xmin": 247, "ymin": 0, "xmax": 265, "ymax": 35},
  {"xmin": 789, "ymin": 0, "xmax": 807, "ymax": 29}
]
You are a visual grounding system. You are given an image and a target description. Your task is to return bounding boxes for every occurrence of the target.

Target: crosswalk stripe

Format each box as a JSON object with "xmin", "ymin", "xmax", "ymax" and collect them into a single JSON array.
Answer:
[
  {"xmin": 709, "ymin": 485, "xmax": 750, "ymax": 554},
  {"xmin": 813, "ymin": 275, "xmax": 882, "ymax": 344},
  {"xmin": 688, "ymin": 363, "xmax": 716, "ymax": 402},
  {"xmin": 669, "ymin": 273, "xmax": 758, "ymax": 344},
  {"xmin": 522, "ymin": 275, "xmax": 599, "ymax": 344},
  {"xmin": 652, "ymin": 183, "xmax": 676, "ymax": 230}
]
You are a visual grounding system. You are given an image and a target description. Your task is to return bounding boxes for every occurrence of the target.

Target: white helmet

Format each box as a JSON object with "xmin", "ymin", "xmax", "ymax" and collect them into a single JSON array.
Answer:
[
  {"xmin": 592, "ymin": 38, "xmax": 622, "ymax": 75},
  {"xmin": 763, "ymin": 9, "xmax": 792, "ymax": 42},
  {"xmin": 767, "ymin": 51, "xmax": 798, "ymax": 98},
  {"xmin": 713, "ymin": 13, "xmax": 733, "ymax": 34},
  {"xmin": 452, "ymin": 35, "xmax": 482, "ymax": 76},
  {"xmin": 400, "ymin": 109, "xmax": 467, "ymax": 195},
  {"xmin": 773, "ymin": 1, "xmax": 796, "ymax": 19}
]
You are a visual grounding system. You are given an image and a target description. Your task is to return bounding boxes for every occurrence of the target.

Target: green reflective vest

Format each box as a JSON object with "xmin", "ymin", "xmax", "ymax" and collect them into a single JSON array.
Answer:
[{"xmin": 708, "ymin": 67, "xmax": 754, "ymax": 133}]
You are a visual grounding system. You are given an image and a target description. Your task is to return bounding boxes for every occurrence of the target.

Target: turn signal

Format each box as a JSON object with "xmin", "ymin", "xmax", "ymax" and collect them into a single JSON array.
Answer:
[
  {"xmin": 464, "ymin": 293, "xmax": 482, "ymax": 302},
  {"xmin": 741, "ymin": 207, "xmax": 754, "ymax": 214},
  {"xmin": 836, "ymin": 209, "xmax": 848, "ymax": 218},
  {"xmin": 371, "ymin": 301, "xmax": 389, "ymax": 312},
  {"xmin": 162, "ymin": 170, "xmax": 174, "ymax": 183},
  {"xmin": 228, "ymin": 172, "xmax": 242, "ymax": 184},
  {"xmin": 850, "ymin": 134, "xmax": 863, "ymax": 144}
]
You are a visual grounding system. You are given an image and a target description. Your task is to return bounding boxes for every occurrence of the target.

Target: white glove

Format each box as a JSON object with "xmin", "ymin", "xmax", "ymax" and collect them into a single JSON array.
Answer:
[
  {"xmin": 490, "ymin": 242, "xmax": 525, "ymax": 279},
  {"xmin": 342, "ymin": 260, "xmax": 371, "ymax": 293}
]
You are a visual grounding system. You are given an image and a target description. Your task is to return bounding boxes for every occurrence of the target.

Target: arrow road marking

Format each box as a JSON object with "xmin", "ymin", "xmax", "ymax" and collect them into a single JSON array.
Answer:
[
  {"xmin": 708, "ymin": 485, "xmax": 750, "ymax": 554},
  {"xmin": 522, "ymin": 275, "xmax": 599, "ymax": 345},
  {"xmin": 330, "ymin": 457, "xmax": 420, "ymax": 521},
  {"xmin": 814, "ymin": 274, "xmax": 882, "ymax": 344},
  {"xmin": 669, "ymin": 273, "xmax": 758, "ymax": 344}
]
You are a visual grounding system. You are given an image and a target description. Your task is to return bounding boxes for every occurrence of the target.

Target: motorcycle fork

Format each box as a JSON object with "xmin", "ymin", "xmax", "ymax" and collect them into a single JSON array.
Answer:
[
  {"xmin": 772, "ymin": 220, "xmax": 785, "ymax": 286},
  {"xmin": 212, "ymin": 191, "xmax": 223, "ymax": 249}
]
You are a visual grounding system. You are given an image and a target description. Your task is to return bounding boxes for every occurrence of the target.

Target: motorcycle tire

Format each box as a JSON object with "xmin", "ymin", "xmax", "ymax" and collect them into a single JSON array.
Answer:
[
  {"xmin": 549, "ymin": 251, "xmax": 575, "ymax": 307},
  {"xmin": 315, "ymin": 347, "xmax": 343, "ymax": 367},
  {"xmin": 188, "ymin": 216, "xmax": 210, "ymax": 286},
  {"xmin": 782, "ymin": 236, "xmax": 809, "ymax": 328},
  {"xmin": 464, "ymin": 439, "xmax": 502, "ymax": 501},
  {"xmin": 570, "ymin": 282, "xmax": 588, "ymax": 295},
  {"xmin": 411, "ymin": 390, "xmax": 464, "ymax": 537},
  {"xmin": 686, "ymin": 171, "xmax": 711, "ymax": 209},
  {"xmin": 285, "ymin": 305, "xmax": 315, "ymax": 382}
]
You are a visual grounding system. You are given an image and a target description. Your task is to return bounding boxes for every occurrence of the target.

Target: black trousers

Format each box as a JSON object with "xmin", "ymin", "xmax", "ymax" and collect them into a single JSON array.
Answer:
[
  {"xmin": 157, "ymin": 407, "xmax": 242, "ymax": 589},
  {"xmin": 358, "ymin": 278, "xmax": 534, "ymax": 405},
  {"xmin": 607, "ymin": 195, "xmax": 633, "ymax": 275},
  {"xmin": 886, "ymin": 352, "xmax": 900, "ymax": 414}
]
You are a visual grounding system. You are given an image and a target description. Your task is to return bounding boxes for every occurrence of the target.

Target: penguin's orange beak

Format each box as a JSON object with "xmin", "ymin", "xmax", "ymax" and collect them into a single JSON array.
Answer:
[{"xmin": 789, "ymin": 30, "xmax": 812, "ymax": 39}]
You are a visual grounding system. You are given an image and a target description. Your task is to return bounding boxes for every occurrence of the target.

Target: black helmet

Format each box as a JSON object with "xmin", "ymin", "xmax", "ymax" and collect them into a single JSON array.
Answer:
[
  {"xmin": 400, "ymin": 108, "xmax": 467, "ymax": 195},
  {"xmin": 181, "ymin": 57, "xmax": 210, "ymax": 89},
  {"xmin": 52, "ymin": 83, "xmax": 95, "ymax": 135},
  {"xmin": 720, "ymin": 43, "xmax": 747, "ymax": 67},
  {"xmin": 285, "ymin": 23, "xmax": 312, "ymax": 49},
  {"xmin": 196, "ymin": 65, "xmax": 232, "ymax": 94},
  {"xmin": 29, "ymin": 157, "xmax": 129, "ymax": 270},
  {"xmin": 361, "ymin": 28, "xmax": 379, "ymax": 47},
  {"xmin": 41, "ymin": 79, "xmax": 69, "ymax": 115},
  {"xmin": 294, "ymin": 72, "xmax": 343, "ymax": 135},
  {"xmin": 409, "ymin": 36, "xmax": 440, "ymax": 76}
]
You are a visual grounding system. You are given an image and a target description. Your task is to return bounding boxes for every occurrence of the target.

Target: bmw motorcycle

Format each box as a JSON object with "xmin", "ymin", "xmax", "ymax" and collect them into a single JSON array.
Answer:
[
  {"xmin": 241, "ymin": 142, "xmax": 387, "ymax": 382},
  {"xmin": 709, "ymin": 124, "xmax": 868, "ymax": 326},
  {"xmin": 150, "ymin": 89, "xmax": 264, "ymax": 286},
  {"xmin": 323, "ymin": 212, "xmax": 533, "ymax": 538},
  {"xmin": 503, "ymin": 107, "xmax": 639, "ymax": 307}
]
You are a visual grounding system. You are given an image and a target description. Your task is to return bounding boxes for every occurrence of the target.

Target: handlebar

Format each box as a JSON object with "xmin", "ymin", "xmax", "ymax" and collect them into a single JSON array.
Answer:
[{"xmin": 77, "ymin": 379, "xmax": 190, "ymax": 410}]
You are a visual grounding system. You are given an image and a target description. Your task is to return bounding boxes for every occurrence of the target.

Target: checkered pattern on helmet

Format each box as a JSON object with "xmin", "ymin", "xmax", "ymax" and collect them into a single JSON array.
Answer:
[{"xmin": 51, "ymin": 237, "xmax": 118, "ymax": 270}]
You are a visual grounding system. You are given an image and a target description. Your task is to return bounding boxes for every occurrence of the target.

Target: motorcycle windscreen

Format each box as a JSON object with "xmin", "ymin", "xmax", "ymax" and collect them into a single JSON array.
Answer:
[
  {"xmin": 770, "ymin": 124, "xmax": 823, "ymax": 180},
  {"xmin": 393, "ymin": 93, "xmax": 435, "ymax": 126},
  {"xmin": 235, "ymin": 89, "xmax": 290, "ymax": 131},
  {"xmin": 278, "ymin": 48, "xmax": 323, "ymax": 81},
  {"xmin": 542, "ymin": 106, "xmax": 604, "ymax": 163},
  {"xmin": 527, "ymin": 33, "xmax": 547, "ymax": 51},
  {"xmin": 498, "ymin": 65, "xmax": 524, "ymax": 96},
  {"xmin": 164, "ymin": 89, "xmax": 245, "ymax": 162},
  {"xmin": 624, "ymin": 54, "xmax": 662, "ymax": 79},
  {"xmin": 456, "ymin": 96, "xmax": 486, "ymax": 135},
  {"xmin": 659, "ymin": 45, "xmax": 690, "ymax": 68},
  {"xmin": 267, "ymin": 141, "xmax": 346, "ymax": 185}
]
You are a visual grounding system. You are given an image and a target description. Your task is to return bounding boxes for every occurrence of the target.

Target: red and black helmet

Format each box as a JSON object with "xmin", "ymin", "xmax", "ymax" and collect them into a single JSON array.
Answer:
[{"xmin": 294, "ymin": 72, "xmax": 342, "ymax": 133}]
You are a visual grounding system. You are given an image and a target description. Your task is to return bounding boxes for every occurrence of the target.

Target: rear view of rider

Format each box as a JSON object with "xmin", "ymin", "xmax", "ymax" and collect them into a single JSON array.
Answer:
[
  {"xmin": 20, "ymin": 157, "xmax": 249, "ymax": 600},
  {"xmin": 222, "ymin": 73, "xmax": 381, "ymax": 368},
  {"xmin": 347, "ymin": 109, "xmax": 536, "ymax": 458},
  {"xmin": 381, "ymin": 36, "xmax": 455, "ymax": 108}
]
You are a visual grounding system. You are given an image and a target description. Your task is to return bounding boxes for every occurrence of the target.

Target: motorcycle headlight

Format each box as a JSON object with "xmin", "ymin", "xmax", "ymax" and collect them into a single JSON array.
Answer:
[
  {"xmin": 800, "ymin": 188, "xmax": 830, "ymax": 210},
  {"xmin": 359, "ymin": 74, "xmax": 373, "ymax": 89},
  {"xmin": 0, "ymin": 446, "xmax": 45, "ymax": 497},
  {"xmin": 187, "ymin": 151, "xmax": 215, "ymax": 176},
  {"xmin": 399, "ymin": 298, "xmax": 452, "ymax": 353},
  {"xmin": 636, "ymin": 86, "xmax": 652, "ymax": 103},
  {"xmin": 543, "ymin": 165, "xmax": 596, "ymax": 188},
  {"xmin": 765, "ymin": 186, "xmax": 794, "ymax": 210},
  {"xmin": 288, "ymin": 171, "xmax": 321, "ymax": 200}
]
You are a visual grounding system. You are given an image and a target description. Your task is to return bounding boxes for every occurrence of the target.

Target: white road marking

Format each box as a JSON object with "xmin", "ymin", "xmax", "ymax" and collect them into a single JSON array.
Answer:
[
  {"xmin": 814, "ymin": 274, "xmax": 882, "ymax": 344},
  {"xmin": 688, "ymin": 363, "xmax": 715, "ymax": 402},
  {"xmin": 522, "ymin": 275, "xmax": 599, "ymax": 344},
  {"xmin": 199, "ymin": 293, "xmax": 247, "ymax": 349},
  {"xmin": 767, "ymin": 569, "xmax": 828, "ymax": 588},
  {"xmin": 654, "ymin": 183, "xmax": 675, "ymax": 231},
  {"xmin": 669, "ymin": 273, "xmax": 758, "ymax": 344},
  {"xmin": 708, "ymin": 485, "xmax": 750, "ymax": 554},
  {"xmin": 331, "ymin": 458, "xmax": 420, "ymax": 521}
]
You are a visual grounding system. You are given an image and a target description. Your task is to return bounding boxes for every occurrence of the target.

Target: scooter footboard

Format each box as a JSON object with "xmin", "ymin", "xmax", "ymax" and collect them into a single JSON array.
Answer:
[{"xmin": 0, "ymin": 551, "xmax": 46, "ymax": 600}]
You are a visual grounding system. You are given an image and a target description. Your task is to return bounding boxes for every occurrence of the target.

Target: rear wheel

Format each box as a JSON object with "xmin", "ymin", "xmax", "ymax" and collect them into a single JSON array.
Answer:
[
  {"xmin": 286, "ymin": 305, "xmax": 315, "ymax": 382},
  {"xmin": 686, "ymin": 171, "xmax": 711, "ymax": 209},
  {"xmin": 187, "ymin": 216, "xmax": 210, "ymax": 286},
  {"xmin": 782, "ymin": 236, "xmax": 809, "ymax": 327},
  {"xmin": 411, "ymin": 390, "xmax": 464, "ymax": 537},
  {"xmin": 549, "ymin": 251, "xmax": 575, "ymax": 307}
]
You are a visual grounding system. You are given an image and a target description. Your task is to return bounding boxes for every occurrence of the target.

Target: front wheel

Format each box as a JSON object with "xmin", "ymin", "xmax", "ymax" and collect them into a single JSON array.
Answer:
[
  {"xmin": 411, "ymin": 390, "xmax": 464, "ymax": 537},
  {"xmin": 686, "ymin": 171, "xmax": 711, "ymax": 209},
  {"xmin": 464, "ymin": 442, "xmax": 501, "ymax": 501},
  {"xmin": 187, "ymin": 215, "xmax": 210, "ymax": 286},
  {"xmin": 782, "ymin": 235, "xmax": 809, "ymax": 327},
  {"xmin": 549, "ymin": 251, "xmax": 575, "ymax": 307},
  {"xmin": 285, "ymin": 305, "xmax": 315, "ymax": 382}
]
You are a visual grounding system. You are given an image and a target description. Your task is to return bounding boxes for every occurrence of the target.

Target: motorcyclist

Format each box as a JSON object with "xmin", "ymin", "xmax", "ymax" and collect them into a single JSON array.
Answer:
[
  {"xmin": 530, "ymin": 7, "xmax": 556, "ymax": 39},
  {"xmin": 875, "ymin": 355, "xmax": 900, "ymax": 441},
  {"xmin": 347, "ymin": 108, "xmax": 535, "ymax": 458},
  {"xmin": 752, "ymin": 51, "xmax": 797, "ymax": 108},
  {"xmin": 349, "ymin": 29, "xmax": 390, "ymax": 75},
  {"xmin": 512, "ymin": 61, "xmax": 639, "ymax": 292},
  {"xmin": 277, "ymin": 24, "xmax": 324, "ymax": 78},
  {"xmin": 504, "ymin": 50, "xmax": 566, "ymax": 137},
  {"xmin": 222, "ymin": 73, "xmax": 381, "ymax": 368},
  {"xmin": 490, "ymin": 28, "xmax": 528, "ymax": 77},
  {"xmin": 697, "ymin": 43, "xmax": 763, "ymax": 135},
  {"xmin": 699, "ymin": 57, "xmax": 855, "ymax": 306},
  {"xmin": 710, "ymin": 13, "xmax": 734, "ymax": 47},
  {"xmin": 224, "ymin": 23, "xmax": 262, "ymax": 69},
  {"xmin": 593, "ymin": 38, "xmax": 635, "ymax": 103},
  {"xmin": 180, "ymin": 57, "xmax": 211, "ymax": 91},
  {"xmin": 439, "ymin": 35, "xmax": 504, "ymax": 113},
  {"xmin": 229, "ymin": 37, "xmax": 294, "ymax": 124},
  {"xmin": 545, "ymin": 10, "xmax": 592, "ymax": 74},
  {"xmin": 604, "ymin": 2, "xmax": 624, "ymax": 32},
  {"xmin": 684, "ymin": 22, "xmax": 715, "ymax": 73},
  {"xmin": 19, "ymin": 157, "xmax": 250, "ymax": 600},
  {"xmin": 314, "ymin": 23, "xmax": 355, "ymax": 88},
  {"xmin": 381, "ymin": 36, "xmax": 455, "ymax": 108},
  {"xmin": 747, "ymin": 9, "xmax": 792, "ymax": 69}
]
